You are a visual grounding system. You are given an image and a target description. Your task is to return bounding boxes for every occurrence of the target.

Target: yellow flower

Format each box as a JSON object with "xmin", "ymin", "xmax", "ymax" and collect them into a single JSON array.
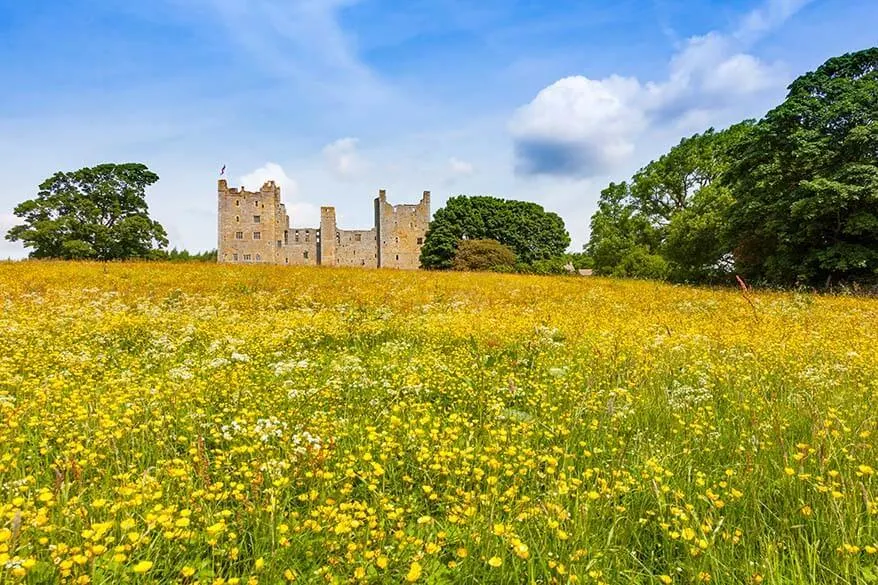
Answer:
[
  {"xmin": 488, "ymin": 556, "xmax": 503, "ymax": 567},
  {"xmin": 181, "ymin": 566, "xmax": 196, "ymax": 577},
  {"xmin": 376, "ymin": 556, "xmax": 388, "ymax": 569},
  {"xmin": 132, "ymin": 560, "xmax": 154, "ymax": 574},
  {"xmin": 659, "ymin": 576, "xmax": 673, "ymax": 584},
  {"xmin": 405, "ymin": 561, "xmax": 422, "ymax": 582}
]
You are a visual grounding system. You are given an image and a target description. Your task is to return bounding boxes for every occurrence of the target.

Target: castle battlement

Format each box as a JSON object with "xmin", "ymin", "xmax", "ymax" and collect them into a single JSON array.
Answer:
[{"xmin": 217, "ymin": 180, "xmax": 430, "ymax": 269}]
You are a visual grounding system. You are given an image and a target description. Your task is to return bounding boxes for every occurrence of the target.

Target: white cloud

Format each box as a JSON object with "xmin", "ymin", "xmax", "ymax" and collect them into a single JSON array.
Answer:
[
  {"xmin": 448, "ymin": 157, "xmax": 475, "ymax": 176},
  {"xmin": 510, "ymin": 0, "xmax": 805, "ymax": 177},
  {"xmin": 0, "ymin": 213, "xmax": 25, "ymax": 259},
  {"xmin": 702, "ymin": 53, "xmax": 782, "ymax": 95},
  {"xmin": 322, "ymin": 137, "xmax": 365, "ymax": 179},
  {"xmin": 510, "ymin": 75, "xmax": 646, "ymax": 176},
  {"xmin": 239, "ymin": 162, "xmax": 320, "ymax": 226},
  {"xmin": 240, "ymin": 161, "xmax": 298, "ymax": 196}
]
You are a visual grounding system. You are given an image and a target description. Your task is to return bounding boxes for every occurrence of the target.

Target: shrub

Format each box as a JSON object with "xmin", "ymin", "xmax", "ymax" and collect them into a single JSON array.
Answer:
[{"xmin": 452, "ymin": 239, "xmax": 517, "ymax": 272}]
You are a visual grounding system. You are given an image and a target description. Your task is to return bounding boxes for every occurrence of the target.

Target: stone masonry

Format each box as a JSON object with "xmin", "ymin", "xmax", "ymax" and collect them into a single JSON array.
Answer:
[{"xmin": 217, "ymin": 180, "xmax": 430, "ymax": 269}]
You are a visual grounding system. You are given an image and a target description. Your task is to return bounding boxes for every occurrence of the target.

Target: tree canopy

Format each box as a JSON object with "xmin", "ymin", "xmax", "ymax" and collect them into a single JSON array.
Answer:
[
  {"xmin": 585, "ymin": 47, "xmax": 878, "ymax": 288},
  {"xmin": 586, "ymin": 123, "xmax": 752, "ymax": 281},
  {"xmin": 726, "ymin": 48, "xmax": 878, "ymax": 286},
  {"xmin": 420, "ymin": 195, "xmax": 570, "ymax": 269},
  {"xmin": 6, "ymin": 163, "xmax": 168, "ymax": 260}
]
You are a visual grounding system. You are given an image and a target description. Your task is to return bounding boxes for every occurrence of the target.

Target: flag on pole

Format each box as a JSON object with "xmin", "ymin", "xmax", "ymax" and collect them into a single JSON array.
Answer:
[{"xmin": 220, "ymin": 165, "xmax": 226, "ymax": 176}]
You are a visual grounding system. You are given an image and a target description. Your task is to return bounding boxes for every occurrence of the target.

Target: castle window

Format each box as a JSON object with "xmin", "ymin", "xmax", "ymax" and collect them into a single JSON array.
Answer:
[
  {"xmin": 255, "ymin": 200, "xmax": 259, "ymax": 207},
  {"xmin": 395, "ymin": 237, "xmax": 399, "ymax": 243},
  {"xmin": 235, "ymin": 231, "xmax": 243, "ymax": 240},
  {"xmin": 285, "ymin": 257, "xmax": 289, "ymax": 264},
  {"xmin": 235, "ymin": 200, "xmax": 240, "ymax": 207},
  {"xmin": 243, "ymin": 254, "xmax": 252, "ymax": 261},
  {"xmin": 417, "ymin": 237, "xmax": 423, "ymax": 245},
  {"xmin": 361, "ymin": 259, "xmax": 365, "ymax": 266},
  {"xmin": 284, "ymin": 230, "xmax": 288, "ymax": 244},
  {"xmin": 235, "ymin": 216, "xmax": 240, "ymax": 222},
  {"xmin": 305, "ymin": 233, "xmax": 310, "ymax": 242},
  {"xmin": 295, "ymin": 234, "xmax": 300, "ymax": 243},
  {"xmin": 355, "ymin": 233, "xmax": 362, "ymax": 242},
  {"xmin": 395, "ymin": 255, "xmax": 399, "ymax": 261},
  {"xmin": 253, "ymin": 215, "xmax": 261, "ymax": 223},
  {"xmin": 233, "ymin": 253, "xmax": 239, "ymax": 261},
  {"xmin": 253, "ymin": 231, "xmax": 261, "ymax": 240},
  {"xmin": 255, "ymin": 254, "xmax": 261, "ymax": 261},
  {"xmin": 277, "ymin": 240, "xmax": 282, "ymax": 248},
  {"xmin": 303, "ymin": 251, "xmax": 309, "ymax": 259}
]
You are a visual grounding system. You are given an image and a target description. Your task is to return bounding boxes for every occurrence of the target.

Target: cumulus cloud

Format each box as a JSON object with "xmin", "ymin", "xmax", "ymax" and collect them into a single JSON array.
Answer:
[
  {"xmin": 511, "ymin": 75, "xmax": 647, "ymax": 176},
  {"xmin": 239, "ymin": 162, "xmax": 320, "ymax": 226},
  {"xmin": 240, "ymin": 161, "xmax": 298, "ymax": 196},
  {"xmin": 510, "ymin": 0, "xmax": 804, "ymax": 178},
  {"xmin": 322, "ymin": 137, "xmax": 365, "ymax": 179}
]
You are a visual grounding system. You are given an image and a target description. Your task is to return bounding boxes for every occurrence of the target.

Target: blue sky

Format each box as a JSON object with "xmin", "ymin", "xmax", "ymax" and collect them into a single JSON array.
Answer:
[{"xmin": 1, "ymin": 0, "xmax": 875, "ymax": 257}]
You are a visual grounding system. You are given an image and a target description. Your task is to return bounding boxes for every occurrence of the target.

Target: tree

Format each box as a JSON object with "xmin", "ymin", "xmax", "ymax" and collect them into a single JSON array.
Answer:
[
  {"xmin": 586, "ymin": 123, "xmax": 753, "ymax": 281},
  {"xmin": 420, "ymin": 196, "xmax": 570, "ymax": 269},
  {"xmin": 663, "ymin": 184, "xmax": 735, "ymax": 281},
  {"xmin": 6, "ymin": 163, "xmax": 168, "ymax": 260},
  {"xmin": 727, "ymin": 48, "xmax": 878, "ymax": 286},
  {"xmin": 451, "ymin": 239, "xmax": 517, "ymax": 271},
  {"xmin": 156, "ymin": 248, "xmax": 219, "ymax": 262},
  {"xmin": 585, "ymin": 182, "xmax": 664, "ymax": 277}
]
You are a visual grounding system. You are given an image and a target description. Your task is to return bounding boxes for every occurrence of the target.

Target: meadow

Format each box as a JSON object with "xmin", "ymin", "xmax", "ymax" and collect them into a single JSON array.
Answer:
[{"xmin": 0, "ymin": 262, "xmax": 876, "ymax": 584}]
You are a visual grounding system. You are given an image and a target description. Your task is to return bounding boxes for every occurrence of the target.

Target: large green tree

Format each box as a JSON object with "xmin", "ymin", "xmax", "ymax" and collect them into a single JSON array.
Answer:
[
  {"xmin": 727, "ymin": 48, "xmax": 878, "ymax": 286},
  {"xmin": 587, "ymin": 124, "xmax": 751, "ymax": 280},
  {"xmin": 6, "ymin": 163, "xmax": 168, "ymax": 260},
  {"xmin": 420, "ymin": 196, "xmax": 570, "ymax": 269},
  {"xmin": 586, "ymin": 182, "xmax": 667, "ymax": 278}
]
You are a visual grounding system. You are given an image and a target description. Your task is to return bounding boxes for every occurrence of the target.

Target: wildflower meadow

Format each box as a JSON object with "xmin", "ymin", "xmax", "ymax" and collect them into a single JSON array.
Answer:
[{"xmin": 0, "ymin": 262, "xmax": 876, "ymax": 584}]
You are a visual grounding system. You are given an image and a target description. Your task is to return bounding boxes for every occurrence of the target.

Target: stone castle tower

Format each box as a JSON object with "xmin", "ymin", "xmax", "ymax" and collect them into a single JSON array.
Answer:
[{"xmin": 217, "ymin": 180, "xmax": 430, "ymax": 269}]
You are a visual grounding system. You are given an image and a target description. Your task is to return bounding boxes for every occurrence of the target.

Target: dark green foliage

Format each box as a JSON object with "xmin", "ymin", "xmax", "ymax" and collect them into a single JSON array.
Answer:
[
  {"xmin": 6, "ymin": 163, "xmax": 168, "ymax": 260},
  {"xmin": 586, "ymin": 124, "xmax": 752, "ymax": 281},
  {"xmin": 420, "ymin": 195, "xmax": 570, "ymax": 269},
  {"xmin": 726, "ymin": 48, "xmax": 878, "ymax": 286},
  {"xmin": 451, "ymin": 239, "xmax": 517, "ymax": 272},
  {"xmin": 586, "ymin": 182, "xmax": 663, "ymax": 277},
  {"xmin": 589, "ymin": 47, "xmax": 878, "ymax": 288}
]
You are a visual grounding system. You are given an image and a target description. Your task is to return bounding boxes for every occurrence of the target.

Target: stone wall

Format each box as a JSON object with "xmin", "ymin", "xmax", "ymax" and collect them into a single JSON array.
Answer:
[
  {"xmin": 335, "ymin": 229, "xmax": 378, "ymax": 268},
  {"xmin": 375, "ymin": 190, "xmax": 430, "ymax": 269},
  {"xmin": 218, "ymin": 180, "xmax": 429, "ymax": 269}
]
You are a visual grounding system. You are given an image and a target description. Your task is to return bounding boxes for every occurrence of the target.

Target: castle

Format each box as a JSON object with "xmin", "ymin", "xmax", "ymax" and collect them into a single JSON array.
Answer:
[{"xmin": 217, "ymin": 179, "xmax": 431, "ymax": 269}]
